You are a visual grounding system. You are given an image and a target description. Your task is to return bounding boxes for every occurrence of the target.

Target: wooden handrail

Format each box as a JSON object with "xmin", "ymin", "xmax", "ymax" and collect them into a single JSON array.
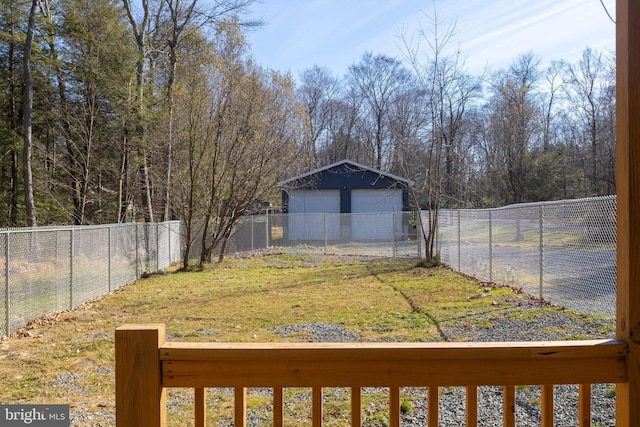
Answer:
[
  {"xmin": 159, "ymin": 339, "xmax": 626, "ymax": 388},
  {"xmin": 116, "ymin": 325, "xmax": 627, "ymax": 426}
]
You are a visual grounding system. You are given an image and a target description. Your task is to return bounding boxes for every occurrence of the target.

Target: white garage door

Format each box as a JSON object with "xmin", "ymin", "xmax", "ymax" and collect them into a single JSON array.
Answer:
[
  {"xmin": 288, "ymin": 190, "xmax": 340, "ymax": 213},
  {"xmin": 351, "ymin": 189, "xmax": 402, "ymax": 213},
  {"xmin": 351, "ymin": 189, "xmax": 402, "ymax": 240},
  {"xmin": 287, "ymin": 190, "xmax": 340, "ymax": 240}
]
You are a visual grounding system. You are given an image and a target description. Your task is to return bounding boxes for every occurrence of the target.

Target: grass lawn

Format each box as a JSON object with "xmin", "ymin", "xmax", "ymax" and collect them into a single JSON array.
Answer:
[{"xmin": 0, "ymin": 253, "xmax": 614, "ymax": 426}]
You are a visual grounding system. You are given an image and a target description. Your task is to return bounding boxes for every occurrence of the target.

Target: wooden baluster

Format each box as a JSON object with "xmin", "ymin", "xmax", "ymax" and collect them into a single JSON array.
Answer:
[
  {"xmin": 466, "ymin": 386, "xmax": 478, "ymax": 427},
  {"xmin": 351, "ymin": 387, "xmax": 361, "ymax": 427},
  {"xmin": 503, "ymin": 385, "xmax": 515, "ymax": 427},
  {"xmin": 194, "ymin": 388, "xmax": 206, "ymax": 427},
  {"xmin": 428, "ymin": 386, "xmax": 439, "ymax": 427},
  {"xmin": 541, "ymin": 385, "xmax": 553, "ymax": 427},
  {"xmin": 274, "ymin": 387, "xmax": 284, "ymax": 427},
  {"xmin": 578, "ymin": 384, "xmax": 591, "ymax": 427},
  {"xmin": 312, "ymin": 386, "xmax": 323, "ymax": 427},
  {"xmin": 389, "ymin": 386, "xmax": 400, "ymax": 427},
  {"xmin": 234, "ymin": 387, "xmax": 246, "ymax": 427}
]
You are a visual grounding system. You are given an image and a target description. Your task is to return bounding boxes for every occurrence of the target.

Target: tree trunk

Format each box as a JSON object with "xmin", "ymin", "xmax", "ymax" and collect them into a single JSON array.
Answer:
[
  {"xmin": 164, "ymin": 103, "xmax": 173, "ymax": 221},
  {"xmin": 118, "ymin": 125, "xmax": 130, "ymax": 223},
  {"xmin": 22, "ymin": 0, "xmax": 38, "ymax": 227},
  {"xmin": 7, "ymin": 20, "xmax": 18, "ymax": 226},
  {"xmin": 10, "ymin": 148, "xmax": 18, "ymax": 225},
  {"xmin": 142, "ymin": 156, "xmax": 154, "ymax": 222}
]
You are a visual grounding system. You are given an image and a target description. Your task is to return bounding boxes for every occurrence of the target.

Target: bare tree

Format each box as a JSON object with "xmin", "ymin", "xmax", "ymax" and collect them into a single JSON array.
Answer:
[
  {"xmin": 170, "ymin": 31, "xmax": 213, "ymax": 267},
  {"xmin": 171, "ymin": 21, "xmax": 298, "ymax": 266},
  {"xmin": 400, "ymin": 4, "xmax": 481, "ymax": 260},
  {"xmin": 122, "ymin": 0, "xmax": 155, "ymax": 221},
  {"xmin": 321, "ymin": 87, "xmax": 363, "ymax": 164},
  {"xmin": 347, "ymin": 52, "xmax": 412, "ymax": 170},
  {"xmin": 387, "ymin": 81, "xmax": 427, "ymax": 177},
  {"xmin": 298, "ymin": 65, "xmax": 339, "ymax": 168},
  {"xmin": 540, "ymin": 60, "xmax": 566, "ymax": 153},
  {"xmin": 157, "ymin": 0, "xmax": 260, "ymax": 221},
  {"xmin": 564, "ymin": 47, "xmax": 616, "ymax": 196},
  {"xmin": 483, "ymin": 51, "xmax": 541, "ymax": 205}
]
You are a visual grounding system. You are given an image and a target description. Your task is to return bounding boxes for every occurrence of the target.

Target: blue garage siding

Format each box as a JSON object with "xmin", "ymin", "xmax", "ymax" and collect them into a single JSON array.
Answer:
[{"xmin": 279, "ymin": 160, "xmax": 413, "ymax": 214}]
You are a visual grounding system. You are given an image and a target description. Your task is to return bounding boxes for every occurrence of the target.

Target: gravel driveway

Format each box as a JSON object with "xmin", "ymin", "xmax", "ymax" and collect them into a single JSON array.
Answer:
[{"xmin": 237, "ymin": 298, "xmax": 615, "ymax": 426}]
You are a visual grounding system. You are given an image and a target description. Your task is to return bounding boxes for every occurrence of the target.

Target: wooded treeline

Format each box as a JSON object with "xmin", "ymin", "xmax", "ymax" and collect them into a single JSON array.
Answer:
[
  {"xmin": 1, "ymin": 0, "xmax": 615, "ymax": 232},
  {"xmin": 298, "ymin": 43, "xmax": 615, "ymax": 211}
]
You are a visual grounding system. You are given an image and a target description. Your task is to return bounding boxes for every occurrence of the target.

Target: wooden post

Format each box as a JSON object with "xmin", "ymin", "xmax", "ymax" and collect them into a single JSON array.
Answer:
[
  {"xmin": 502, "ymin": 386, "xmax": 515, "ymax": 427},
  {"xmin": 274, "ymin": 387, "xmax": 284, "ymax": 427},
  {"xmin": 194, "ymin": 388, "xmax": 206, "ymax": 427},
  {"xmin": 350, "ymin": 387, "xmax": 361, "ymax": 427},
  {"xmin": 617, "ymin": 1, "xmax": 640, "ymax": 426},
  {"xmin": 578, "ymin": 384, "xmax": 591, "ymax": 426},
  {"xmin": 465, "ymin": 386, "xmax": 477, "ymax": 427},
  {"xmin": 234, "ymin": 387, "xmax": 246, "ymax": 427},
  {"xmin": 115, "ymin": 324, "xmax": 167, "ymax": 427},
  {"xmin": 389, "ymin": 386, "xmax": 400, "ymax": 427},
  {"xmin": 540, "ymin": 384, "xmax": 553, "ymax": 427},
  {"xmin": 312, "ymin": 386, "xmax": 323, "ymax": 427},
  {"xmin": 427, "ymin": 386, "xmax": 438, "ymax": 427}
]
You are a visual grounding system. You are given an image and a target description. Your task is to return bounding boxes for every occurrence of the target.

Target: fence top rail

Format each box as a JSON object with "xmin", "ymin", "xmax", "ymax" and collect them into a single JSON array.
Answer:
[
  {"xmin": 0, "ymin": 220, "xmax": 181, "ymax": 234},
  {"xmin": 160, "ymin": 339, "xmax": 624, "ymax": 362},
  {"xmin": 156, "ymin": 338, "xmax": 626, "ymax": 388},
  {"xmin": 440, "ymin": 195, "xmax": 616, "ymax": 214},
  {"xmin": 117, "ymin": 325, "xmax": 626, "ymax": 389}
]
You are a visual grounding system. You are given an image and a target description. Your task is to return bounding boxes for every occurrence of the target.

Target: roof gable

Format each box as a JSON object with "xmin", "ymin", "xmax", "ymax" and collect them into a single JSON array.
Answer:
[{"xmin": 277, "ymin": 159, "xmax": 414, "ymax": 187}]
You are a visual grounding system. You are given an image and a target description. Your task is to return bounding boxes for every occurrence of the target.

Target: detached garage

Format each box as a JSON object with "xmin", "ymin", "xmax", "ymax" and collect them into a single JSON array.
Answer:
[{"xmin": 277, "ymin": 160, "xmax": 414, "ymax": 241}]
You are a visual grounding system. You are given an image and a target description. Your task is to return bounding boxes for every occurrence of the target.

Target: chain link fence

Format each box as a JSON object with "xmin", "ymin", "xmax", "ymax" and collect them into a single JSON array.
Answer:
[
  {"xmin": 208, "ymin": 203, "xmax": 617, "ymax": 317},
  {"xmin": 211, "ymin": 211, "xmax": 422, "ymax": 259},
  {"xmin": 436, "ymin": 196, "xmax": 617, "ymax": 317},
  {"xmin": 4, "ymin": 198, "xmax": 615, "ymax": 337},
  {"xmin": 1, "ymin": 221, "xmax": 182, "ymax": 336}
]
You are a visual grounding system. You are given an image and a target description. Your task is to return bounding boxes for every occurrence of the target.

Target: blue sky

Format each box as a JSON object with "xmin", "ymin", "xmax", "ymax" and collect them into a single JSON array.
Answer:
[{"xmin": 246, "ymin": 0, "xmax": 616, "ymax": 78}]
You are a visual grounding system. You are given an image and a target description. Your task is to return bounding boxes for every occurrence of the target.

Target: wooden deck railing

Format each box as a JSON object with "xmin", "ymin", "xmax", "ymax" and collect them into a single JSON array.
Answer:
[{"xmin": 115, "ymin": 324, "xmax": 627, "ymax": 427}]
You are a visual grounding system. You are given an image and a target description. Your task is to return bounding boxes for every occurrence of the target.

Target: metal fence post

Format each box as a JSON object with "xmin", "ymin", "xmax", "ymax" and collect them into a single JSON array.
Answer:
[
  {"xmin": 55, "ymin": 230, "xmax": 61, "ymax": 309},
  {"xmin": 108, "ymin": 226, "xmax": 112, "ymax": 293},
  {"xmin": 323, "ymin": 213, "xmax": 327, "ymax": 255},
  {"xmin": 70, "ymin": 228, "xmax": 74, "ymax": 309},
  {"xmin": 167, "ymin": 223, "xmax": 172, "ymax": 265},
  {"xmin": 457, "ymin": 211, "xmax": 461, "ymax": 272},
  {"xmin": 416, "ymin": 210, "xmax": 422, "ymax": 258},
  {"xmin": 156, "ymin": 223, "xmax": 160, "ymax": 273},
  {"xmin": 135, "ymin": 224, "xmax": 140, "ymax": 278},
  {"xmin": 539, "ymin": 204, "xmax": 544, "ymax": 301},
  {"xmin": 251, "ymin": 216, "xmax": 255, "ymax": 252},
  {"xmin": 393, "ymin": 208, "xmax": 397, "ymax": 258},
  {"xmin": 265, "ymin": 210, "xmax": 270, "ymax": 248},
  {"xmin": 489, "ymin": 211, "xmax": 493, "ymax": 282},
  {"xmin": 5, "ymin": 231, "xmax": 10, "ymax": 336}
]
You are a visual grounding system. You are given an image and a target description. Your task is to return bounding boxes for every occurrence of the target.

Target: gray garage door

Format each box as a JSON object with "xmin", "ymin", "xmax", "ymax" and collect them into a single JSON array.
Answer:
[
  {"xmin": 351, "ymin": 189, "xmax": 402, "ymax": 240},
  {"xmin": 287, "ymin": 190, "xmax": 340, "ymax": 240}
]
